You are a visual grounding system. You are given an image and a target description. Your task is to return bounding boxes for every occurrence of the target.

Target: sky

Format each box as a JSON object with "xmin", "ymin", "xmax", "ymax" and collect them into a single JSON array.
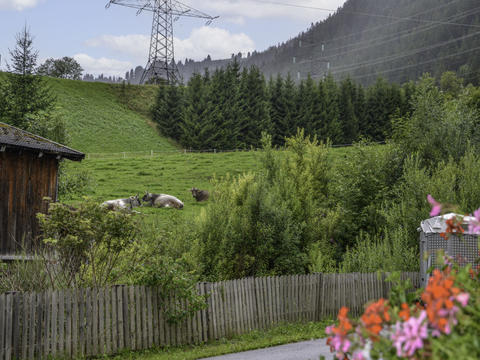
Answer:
[{"xmin": 0, "ymin": 0, "xmax": 347, "ymax": 77}]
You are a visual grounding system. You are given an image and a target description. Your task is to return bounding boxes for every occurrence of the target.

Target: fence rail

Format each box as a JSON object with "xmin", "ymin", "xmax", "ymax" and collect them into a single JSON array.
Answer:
[
  {"xmin": 0, "ymin": 272, "xmax": 419, "ymax": 360},
  {"xmin": 84, "ymin": 141, "xmax": 387, "ymax": 160}
]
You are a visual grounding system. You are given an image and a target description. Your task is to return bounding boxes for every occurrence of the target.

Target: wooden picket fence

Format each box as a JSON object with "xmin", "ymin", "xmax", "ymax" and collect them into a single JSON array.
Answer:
[{"xmin": 0, "ymin": 272, "xmax": 420, "ymax": 360}]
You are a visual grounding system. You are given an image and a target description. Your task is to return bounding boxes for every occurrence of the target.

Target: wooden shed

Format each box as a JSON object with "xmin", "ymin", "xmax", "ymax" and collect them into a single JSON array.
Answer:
[{"xmin": 0, "ymin": 122, "xmax": 84, "ymax": 260}]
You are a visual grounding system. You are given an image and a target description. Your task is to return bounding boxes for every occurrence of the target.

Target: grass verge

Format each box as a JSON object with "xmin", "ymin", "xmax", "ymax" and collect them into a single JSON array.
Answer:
[{"xmin": 109, "ymin": 321, "xmax": 331, "ymax": 360}]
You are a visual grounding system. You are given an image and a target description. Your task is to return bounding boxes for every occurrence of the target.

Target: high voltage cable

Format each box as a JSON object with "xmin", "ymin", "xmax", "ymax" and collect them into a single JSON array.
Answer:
[
  {"xmin": 308, "ymin": 6, "xmax": 480, "ymax": 56},
  {"xmin": 297, "ymin": 6, "xmax": 480, "ymax": 67},
  {"xmin": 329, "ymin": 30, "xmax": 480, "ymax": 74},
  {"xmin": 325, "ymin": 44, "xmax": 480, "ymax": 81},
  {"xmin": 250, "ymin": 0, "xmax": 480, "ymax": 29},
  {"xmin": 296, "ymin": 0, "xmax": 464, "ymax": 49}
]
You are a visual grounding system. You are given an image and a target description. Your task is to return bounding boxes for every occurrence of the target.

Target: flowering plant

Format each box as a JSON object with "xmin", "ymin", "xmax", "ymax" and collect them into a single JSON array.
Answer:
[{"xmin": 325, "ymin": 196, "xmax": 480, "ymax": 359}]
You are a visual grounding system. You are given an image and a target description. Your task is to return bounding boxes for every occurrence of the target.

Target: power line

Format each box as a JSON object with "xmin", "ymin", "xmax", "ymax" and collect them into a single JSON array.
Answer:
[
  {"xmin": 329, "ymin": 30, "xmax": 480, "ymax": 75},
  {"xmin": 296, "ymin": 5, "xmax": 480, "ymax": 64},
  {"xmin": 319, "ymin": 6, "xmax": 480, "ymax": 56},
  {"xmin": 296, "ymin": 0, "xmax": 465, "ymax": 49},
  {"xmin": 333, "ymin": 44, "xmax": 480, "ymax": 81},
  {"xmin": 251, "ymin": 0, "xmax": 480, "ymax": 29}
]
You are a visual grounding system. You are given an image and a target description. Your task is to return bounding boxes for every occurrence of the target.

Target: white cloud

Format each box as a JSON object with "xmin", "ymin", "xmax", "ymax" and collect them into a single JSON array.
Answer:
[
  {"xmin": 73, "ymin": 53, "xmax": 132, "ymax": 77},
  {"xmin": 176, "ymin": 26, "xmax": 254, "ymax": 61},
  {"xmin": 185, "ymin": 0, "xmax": 346, "ymax": 22},
  {"xmin": 86, "ymin": 26, "xmax": 255, "ymax": 63},
  {"xmin": 0, "ymin": 0, "xmax": 41, "ymax": 11},
  {"xmin": 85, "ymin": 35, "xmax": 149, "ymax": 60}
]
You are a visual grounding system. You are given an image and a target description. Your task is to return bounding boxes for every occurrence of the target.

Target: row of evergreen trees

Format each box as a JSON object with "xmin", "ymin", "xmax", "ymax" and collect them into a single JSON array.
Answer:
[{"xmin": 152, "ymin": 62, "xmax": 416, "ymax": 150}]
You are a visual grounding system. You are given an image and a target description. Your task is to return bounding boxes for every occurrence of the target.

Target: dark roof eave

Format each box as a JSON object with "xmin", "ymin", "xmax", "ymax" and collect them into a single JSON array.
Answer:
[{"xmin": 2, "ymin": 143, "xmax": 85, "ymax": 161}]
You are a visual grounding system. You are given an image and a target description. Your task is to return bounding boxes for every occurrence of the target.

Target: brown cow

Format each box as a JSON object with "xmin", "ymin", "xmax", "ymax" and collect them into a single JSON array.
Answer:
[{"xmin": 190, "ymin": 187, "xmax": 209, "ymax": 202}]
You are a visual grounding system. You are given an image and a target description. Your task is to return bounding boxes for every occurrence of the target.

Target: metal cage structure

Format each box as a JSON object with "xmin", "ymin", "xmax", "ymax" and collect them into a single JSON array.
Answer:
[{"xmin": 419, "ymin": 213, "xmax": 479, "ymax": 286}]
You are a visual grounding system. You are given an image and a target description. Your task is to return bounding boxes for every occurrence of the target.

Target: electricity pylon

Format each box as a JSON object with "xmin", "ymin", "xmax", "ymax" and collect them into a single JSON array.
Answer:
[{"xmin": 106, "ymin": 0, "xmax": 218, "ymax": 84}]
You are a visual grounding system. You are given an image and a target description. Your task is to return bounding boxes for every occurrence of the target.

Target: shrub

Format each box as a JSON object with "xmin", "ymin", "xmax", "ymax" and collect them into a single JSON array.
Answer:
[
  {"xmin": 37, "ymin": 198, "xmax": 138, "ymax": 288},
  {"xmin": 195, "ymin": 131, "xmax": 336, "ymax": 280}
]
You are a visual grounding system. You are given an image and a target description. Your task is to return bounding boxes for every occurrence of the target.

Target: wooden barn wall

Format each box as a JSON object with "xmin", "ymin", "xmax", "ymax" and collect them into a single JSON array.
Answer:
[{"xmin": 0, "ymin": 150, "xmax": 58, "ymax": 256}]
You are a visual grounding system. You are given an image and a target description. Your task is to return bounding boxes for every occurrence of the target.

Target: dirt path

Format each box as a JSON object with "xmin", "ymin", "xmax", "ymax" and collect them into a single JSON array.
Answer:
[{"xmin": 200, "ymin": 338, "xmax": 333, "ymax": 360}]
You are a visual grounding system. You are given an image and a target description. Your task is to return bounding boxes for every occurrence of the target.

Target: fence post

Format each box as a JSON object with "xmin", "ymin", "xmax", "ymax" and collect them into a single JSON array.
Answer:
[
  {"xmin": 150, "ymin": 150, "xmax": 153, "ymax": 159},
  {"xmin": 123, "ymin": 152, "xmax": 126, "ymax": 159}
]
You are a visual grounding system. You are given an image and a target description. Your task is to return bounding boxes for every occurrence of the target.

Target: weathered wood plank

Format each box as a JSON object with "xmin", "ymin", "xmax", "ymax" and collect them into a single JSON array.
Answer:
[
  {"xmin": 134, "ymin": 286, "xmax": 142, "ymax": 349},
  {"xmin": 51, "ymin": 290, "xmax": 58, "ymax": 357},
  {"xmin": 128, "ymin": 286, "xmax": 136, "ymax": 350},
  {"xmin": 146, "ymin": 287, "xmax": 154, "ymax": 347},
  {"xmin": 86, "ymin": 288, "xmax": 93, "ymax": 357},
  {"xmin": 22, "ymin": 293, "xmax": 29, "ymax": 360},
  {"xmin": 110, "ymin": 287, "xmax": 118, "ymax": 353},
  {"xmin": 223, "ymin": 281, "xmax": 232, "ymax": 337},
  {"xmin": 117, "ymin": 286, "xmax": 125, "ymax": 350},
  {"xmin": 104, "ymin": 287, "xmax": 111, "ymax": 355},
  {"xmin": 78, "ymin": 289, "xmax": 86, "ymax": 357},
  {"xmin": 142, "ymin": 286, "xmax": 149, "ymax": 348},
  {"xmin": 157, "ymin": 288, "xmax": 167, "ymax": 347},
  {"xmin": 4, "ymin": 294, "xmax": 12, "ymax": 360},
  {"xmin": 35, "ymin": 293, "xmax": 43, "ymax": 359},
  {"xmin": 201, "ymin": 283, "xmax": 208, "ymax": 342},
  {"xmin": 59, "ymin": 289, "xmax": 66, "ymax": 356},
  {"xmin": 254, "ymin": 278, "xmax": 264, "ymax": 330},
  {"xmin": 12, "ymin": 293, "xmax": 21, "ymax": 360},
  {"xmin": 98, "ymin": 288, "xmax": 105, "ymax": 355},
  {"xmin": 65, "ymin": 290, "xmax": 72, "ymax": 358},
  {"xmin": 27, "ymin": 293, "xmax": 36, "ymax": 360}
]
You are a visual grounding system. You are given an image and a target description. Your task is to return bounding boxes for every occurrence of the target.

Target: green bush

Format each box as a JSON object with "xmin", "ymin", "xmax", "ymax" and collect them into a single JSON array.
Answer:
[
  {"xmin": 58, "ymin": 163, "xmax": 95, "ymax": 201},
  {"xmin": 195, "ymin": 131, "xmax": 336, "ymax": 280},
  {"xmin": 37, "ymin": 199, "xmax": 138, "ymax": 288}
]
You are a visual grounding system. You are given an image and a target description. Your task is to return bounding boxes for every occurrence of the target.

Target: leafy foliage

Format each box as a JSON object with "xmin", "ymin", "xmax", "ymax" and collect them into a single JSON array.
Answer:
[
  {"xmin": 37, "ymin": 57, "xmax": 84, "ymax": 80},
  {"xmin": 195, "ymin": 131, "xmax": 336, "ymax": 280},
  {"xmin": 37, "ymin": 199, "xmax": 138, "ymax": 288},
  {"xmin": 0, "ymin": 26, "xmax": 65, "ymax": 143}
]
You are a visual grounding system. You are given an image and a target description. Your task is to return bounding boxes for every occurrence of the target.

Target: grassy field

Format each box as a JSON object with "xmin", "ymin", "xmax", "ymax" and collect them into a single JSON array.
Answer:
[
  {"xmin": 0, "ymin": 73, "xmax": 175, "ymax": 154},
  {"xmin": 48, "ymin": 78, "xmax": 176, "ymax": 154},
  {"xmin": 63, "ymin": 150, "xmax": 261, "ymax": 224},
  {"xmin": 110, "ymin": 321, "xmax": 330, "ymax": 360}
]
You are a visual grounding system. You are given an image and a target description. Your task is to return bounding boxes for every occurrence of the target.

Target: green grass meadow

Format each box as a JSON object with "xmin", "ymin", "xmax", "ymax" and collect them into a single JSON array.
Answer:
[
  {"xmin": 110, "ymin": 321, "xmax": 330, "ymax": 360},
  {"xmin": 48, "ymin": 78, "xmax": 177, "ymax": 154},
  {"xmin": 63, "ymin": 151, "xmax": 261, "ymax": 224}
]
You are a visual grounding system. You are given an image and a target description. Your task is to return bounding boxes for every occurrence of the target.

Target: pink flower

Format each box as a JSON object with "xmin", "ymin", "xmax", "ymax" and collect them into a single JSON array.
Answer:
[
  {"xmin": 456, "ymin": 293, "xmax": 470, "ymax": 307},
  {"xmin": 427, "ymin": 195, "xmax": 442, "ymax": 217},
  {"xmin": 391, "ymin": 311, "xmax": 428, "ymax": 357},
  {"xmin": 468, "ymin": 208, "xmax": 480, "ymax": 234},
  {"xmin": 353, "ymin": 351, "xmax": 365, "ymax": 360}
]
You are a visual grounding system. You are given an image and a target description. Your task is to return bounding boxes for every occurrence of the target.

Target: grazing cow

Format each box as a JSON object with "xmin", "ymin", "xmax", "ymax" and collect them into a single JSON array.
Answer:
[
  {"xmin": 142, "ymin": 191, "xmax": 184, "ymax": 209},
  {"xmin": 190, "ymin": 187, "xmax": 209, "ymax": 202},
  {"xmin": 101, "ymin": 195, "xmax": 141, "ymax": 211}
]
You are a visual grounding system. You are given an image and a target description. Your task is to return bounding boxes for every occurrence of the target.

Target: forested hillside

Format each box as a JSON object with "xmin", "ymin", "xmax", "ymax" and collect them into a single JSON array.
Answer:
[
  {"xmin": 152, "ymin": 62, "xmax": 418, "ymax": 150},
  {"xmin": 174, "ymin": 0, "xmax": 480, "ymax": 85}
]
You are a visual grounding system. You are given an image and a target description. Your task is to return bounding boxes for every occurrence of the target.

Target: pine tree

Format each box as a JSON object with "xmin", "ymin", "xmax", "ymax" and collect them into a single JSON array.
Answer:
[
  {"xmin": 269, "ymin": 75, "xmax": 287, "ymax": 146},
  {"xmin": 295, "ymin": 75, "xmax": 317, "ymax": 137},
  {"xmin": 152, "ymin": 84, "xmax": 185, "ymax": 140},
  {"xmin": 0, "ymin": 26, "xmax": 56, "ymax": 131},
  {"xmin": 322, "ymin": 74, "xmax": 342, "ymax": 143},
  {"xmin": 180, "ymin": 73, "xmax": 216, "ymax": 149},
  {"xmin": 237, "ymin": 66, "xmax": 271, "ymax": 148},
  {"xmin": 338, "ymin": 77, "xmax": 358, "ymax": 144}
]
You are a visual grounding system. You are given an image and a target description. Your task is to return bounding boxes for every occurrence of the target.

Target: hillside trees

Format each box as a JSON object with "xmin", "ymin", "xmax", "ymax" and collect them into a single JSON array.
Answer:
[
  {"xmin": 151, "ymin": 66, "xmax": 409, "ymax": 150},
  {"xmin": 0, "ymin": 26, "xmax": 66, "ymax": 143}
]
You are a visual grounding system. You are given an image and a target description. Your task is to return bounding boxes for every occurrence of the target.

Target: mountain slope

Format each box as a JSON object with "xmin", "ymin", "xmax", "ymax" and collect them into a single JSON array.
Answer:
[
  {"xmin": 177, "ymin": 0, "xmax": 480, "ymax": 85},
  {"xmin": 47, "ymin": 78, "xmax": 176, "ymax": 153}
]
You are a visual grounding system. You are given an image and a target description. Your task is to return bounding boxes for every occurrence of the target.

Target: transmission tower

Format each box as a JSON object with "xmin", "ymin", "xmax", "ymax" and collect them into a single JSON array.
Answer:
[{"xmin": 106, "ymin": 0, "xmax": 218, "ymax": 84}]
